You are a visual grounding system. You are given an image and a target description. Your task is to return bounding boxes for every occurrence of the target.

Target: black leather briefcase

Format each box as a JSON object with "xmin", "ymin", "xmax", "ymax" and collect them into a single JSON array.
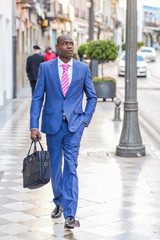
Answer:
[{"xmin": 22, "ymin": 138, "xmax": 50, "ymax": 189}]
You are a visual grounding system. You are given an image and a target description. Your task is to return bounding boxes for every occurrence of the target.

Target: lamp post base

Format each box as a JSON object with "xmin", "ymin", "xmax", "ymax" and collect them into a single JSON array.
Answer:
[{"xmin": 116, "ymin": 144, "xmax": 145, "ymax": 157}]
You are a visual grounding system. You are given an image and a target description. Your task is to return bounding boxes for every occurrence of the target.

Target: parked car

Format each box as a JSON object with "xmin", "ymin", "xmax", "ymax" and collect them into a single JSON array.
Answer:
[
  {"xmin": 118, "ymin": 53, "xmax": 147, "ymax": 77},
  {"xmin": 138, "ymin": 47, "xmax": 156, "ymax": 62}
]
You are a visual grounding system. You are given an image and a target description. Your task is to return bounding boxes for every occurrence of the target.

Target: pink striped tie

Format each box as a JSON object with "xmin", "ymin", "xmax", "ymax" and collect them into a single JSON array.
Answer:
[{"xmin": 61, "ymin": 64, "xmax": 69, "ymax": 96}]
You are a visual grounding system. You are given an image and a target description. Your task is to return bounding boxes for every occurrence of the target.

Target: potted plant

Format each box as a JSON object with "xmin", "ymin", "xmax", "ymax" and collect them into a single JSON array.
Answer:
[
  {"xmin": 93, "ymin": 76, "xmax": 116, "ymax": 101},
  {"xmin": 86, "ymin": 39, "xmax": 118, "ymax": 101}
]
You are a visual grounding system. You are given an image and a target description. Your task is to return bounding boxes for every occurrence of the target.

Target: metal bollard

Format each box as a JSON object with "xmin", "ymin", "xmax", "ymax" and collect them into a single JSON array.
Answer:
[{"xmin": 113, "ymin": 98, "xmax": 121, "ymax": 121}]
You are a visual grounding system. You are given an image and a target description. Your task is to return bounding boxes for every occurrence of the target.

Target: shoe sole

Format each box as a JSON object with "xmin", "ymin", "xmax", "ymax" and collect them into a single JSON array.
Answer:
[
  {"xmin": 64, "ymin": 225, "xmax": 74, "ymax": 229},
  {"xmin": 51, "ymin": 213, "xmax": 62, "ymax": 219},
  {"xmin": 64, "ymin": 223, "xmax": 80, "ymax": 229}
]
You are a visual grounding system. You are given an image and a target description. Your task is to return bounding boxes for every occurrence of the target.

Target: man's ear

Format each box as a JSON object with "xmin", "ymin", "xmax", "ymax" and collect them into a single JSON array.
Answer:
[{"xmin": 55, "ymin": 44, "xmax": 58, "ymax": 51}]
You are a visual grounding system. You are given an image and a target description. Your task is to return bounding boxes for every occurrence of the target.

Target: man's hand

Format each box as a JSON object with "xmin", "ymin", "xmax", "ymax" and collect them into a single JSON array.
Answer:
[
  {"xmin": 83, "ymin": 122, "xmax": 87, "ymax": 127},
  {"xmin": 30, "ymin": 129, "xmax": 41, "ymax": 142}
]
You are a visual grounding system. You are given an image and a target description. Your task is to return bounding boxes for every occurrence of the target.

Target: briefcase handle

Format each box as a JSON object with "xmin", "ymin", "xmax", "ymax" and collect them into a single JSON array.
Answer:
[{"xmin": 27, "ymin": 138, "xmax": 44, "ymax": 156}]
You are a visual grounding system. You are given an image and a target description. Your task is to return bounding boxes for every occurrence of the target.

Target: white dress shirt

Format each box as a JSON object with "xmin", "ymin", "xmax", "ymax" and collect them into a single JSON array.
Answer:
[{"xmin": 58, "ymin": 57, "xmax": 73, "ymax": 85}]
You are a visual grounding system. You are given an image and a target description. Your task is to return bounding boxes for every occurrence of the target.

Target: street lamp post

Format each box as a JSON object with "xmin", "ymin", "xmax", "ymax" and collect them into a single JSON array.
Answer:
[
  {"xmin": 88, "ymin": 0, "xmax": 98, "ymax": 78},
  {"xmin": 116, "ymin": 0, "xmax": 145, "ymax": 157},
  {"xmin": 88, "ymin": 0, "xmax": 94, "ymax": 41}
]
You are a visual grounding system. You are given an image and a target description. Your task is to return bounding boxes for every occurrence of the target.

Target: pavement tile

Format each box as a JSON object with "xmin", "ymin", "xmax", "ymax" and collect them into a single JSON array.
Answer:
[
  {"xmin": 127, "ymin": 214, "xmax": 160, "ymax": 226},
  {"xmin": 23, "ymin": 207, "xmax": 51, "ymax": 217},
  {"xmin": 131, "ymin": 224, "xmax": 160, "ymax": 239},
  {"xmin": 14, "ymin": 230, "xmax": 53, "ymax": 240},
  {"xmin": 3, "ymin": 201, "xmax": 36, "ymax": 211},
  {"xmin": 0, "ymin": 223, "xmax": 29, "ymax": 234},
  {"xmin": 0, "ymin": 232, "xmax": 8, "ymax": 238},
  {"xmin": 0, "ymin": 206, "xmax": 16, "ymax": 215},
  {"xmin": 0, "ymin": 211, "xmax": 36, "ymax": 222},
  {"xmin": 7, "ymin": 192, "xmax": 39, "ymax": 201},
  {"xmin": 0, "ymin": 181, "xmax": 21, "ymax": 188},
  {"xmin": 101, "ymin": 232, "xmax": 150, "ymax": 240},
  {"xmin": 86, "ymin": 223, "xmax": 126, "ymax": 238},
  {"xmin": 0, "ymin": 197, "xmax": 17, "ymax": 205},
  {"xmin": 63, "ymin": 230, "xmax": 102, "ymax": 240},
  {"xmin": 20, "ymin": 218, "xmax": 54, "ymax": 229},
  {"xmin": 83, "ymin": 213, "xmax": 121, "ymax": 225},
  {"xmin": 38, "ymin": 224, "xmax": 73, "ymax": 237},
  {"xmin": 0, "ymin": 189, "xmax": 21, "ymax": 196},
  {"xmin": 41, "ymin": 215, "xmax": 64, "ymax": 224},
  {"xmin": 0, "ymin": 236, "xmax": 23, "ymax": 240}
]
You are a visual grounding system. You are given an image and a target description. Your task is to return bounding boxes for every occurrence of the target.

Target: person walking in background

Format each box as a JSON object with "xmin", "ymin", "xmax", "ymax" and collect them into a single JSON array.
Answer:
[
  {"xmin": 44, "ymin": 47, "xmax": 57, "ymax": 61},
  {"xmin": 26, "ymin": 45, "xmax": 45, "ymax": 95},
  {"xmin": 78, "ymin": 50, "xmax": 83, "ymax": 62},
  {"xmin": 30, "ymin": 35, "xmax": 97, "ymax": 229}
]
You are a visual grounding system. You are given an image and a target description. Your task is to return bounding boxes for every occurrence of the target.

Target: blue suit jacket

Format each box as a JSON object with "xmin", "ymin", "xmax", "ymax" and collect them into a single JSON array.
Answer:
[{"xmin": 30, "ymin": 58, "xmax": 97, "ymax": 134}]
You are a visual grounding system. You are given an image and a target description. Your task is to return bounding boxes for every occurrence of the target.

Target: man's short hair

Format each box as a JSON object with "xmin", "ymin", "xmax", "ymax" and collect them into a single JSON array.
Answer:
[
  {"xmin": 46, "ymin": 47, "xmax": 52, "ymax": 51},
  {"xmin": 56, "ymin": 35, "xmax": 73, "ymax": 45},
  {"xmin": 57, "ymin": 36, "xmax": 61, "ymax": 45},
  {"xmin": 33, "ymin": 45, "xmax": 40, "ymax": 50}
]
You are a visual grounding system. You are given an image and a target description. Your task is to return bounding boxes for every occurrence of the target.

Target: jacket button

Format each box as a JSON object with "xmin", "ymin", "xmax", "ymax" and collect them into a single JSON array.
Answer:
[{"xmin": 61, "ymin": 110, "xmax": 64, "ymax": 112}]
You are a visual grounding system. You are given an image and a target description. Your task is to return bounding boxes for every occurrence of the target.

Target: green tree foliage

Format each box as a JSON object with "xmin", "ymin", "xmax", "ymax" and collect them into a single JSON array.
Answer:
[
  {"xmin": 137, "ymin": 41, "xmax": 145, "ymax": 49},
  {"xmin": 86, "ymin": 40, "xmax": 118, "ymax": 78},
  {"xmin": 78, "ymin": 42, "xmax": 89, "ymax": 55},
  {"xmin": 122, "ymin": 43, "xmax": 125, "ymax": 51},
  {"xmin": 87, "ymin": 40, "xmax": 118, "ymax": 62},
  {"xmin": 122, "ymin": 41, "xmax": 144, "ymax": 50}
]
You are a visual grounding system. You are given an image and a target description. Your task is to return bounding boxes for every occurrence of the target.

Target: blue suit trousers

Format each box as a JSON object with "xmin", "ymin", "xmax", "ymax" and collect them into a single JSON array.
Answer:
[{"xmin": 46, "ymin": 119, "xmax": 84, "ymax": 219}]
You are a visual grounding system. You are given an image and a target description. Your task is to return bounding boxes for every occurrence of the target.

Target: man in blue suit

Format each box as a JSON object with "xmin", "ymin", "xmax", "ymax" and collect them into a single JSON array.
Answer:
[{"xmin": 30, "ymin": 35, "xmax": 97, "ymax": 229}]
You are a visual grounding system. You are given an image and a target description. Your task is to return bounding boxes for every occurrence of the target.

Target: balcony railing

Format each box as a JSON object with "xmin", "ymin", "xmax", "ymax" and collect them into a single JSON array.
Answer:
[{"xmin": 144, "ymin": 21, "xmax": 160, "ymax": 28}]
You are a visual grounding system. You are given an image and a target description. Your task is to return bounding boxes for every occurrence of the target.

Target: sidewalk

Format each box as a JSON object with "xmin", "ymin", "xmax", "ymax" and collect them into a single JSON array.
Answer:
[{"xmin": 0, "ymin": 85, "xmax": 160, "ymax": 240}]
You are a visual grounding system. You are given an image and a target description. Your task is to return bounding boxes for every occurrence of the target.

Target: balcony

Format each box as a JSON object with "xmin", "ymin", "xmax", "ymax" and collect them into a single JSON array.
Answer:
[
  {"xmin": 144, "ymin": 21, "xmax": 160, "ymax": 28},
  {"xmin": 54, "ymin": 2, "xmax": 71, "ymax": 21}
]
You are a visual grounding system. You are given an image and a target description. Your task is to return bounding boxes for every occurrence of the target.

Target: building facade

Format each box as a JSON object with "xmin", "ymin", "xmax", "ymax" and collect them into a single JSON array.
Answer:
[
  {"xmin": 94, "ymin": 0, "xmax": 110, "ymax": 40},
  {"xmin": 138, "ymin": 0, "xmax": 160, "ymax": 48},
  {"xmin": 50, "ymin": 0, "xmax": 73, "ymax": 52},
  {"xmin": 141, "ymin": 5, "xmax": 160, "ymax": 48},
  {"xmin": 0, "ymin": 0, "xmax": 13, "ymax": 108},
  {"xmin": 71, "ymin": 0, "xmax": 89, "ymax": 53},
  {"xmin": 15, "ymin": 0, "xmax": 49, "ymax": 95}
]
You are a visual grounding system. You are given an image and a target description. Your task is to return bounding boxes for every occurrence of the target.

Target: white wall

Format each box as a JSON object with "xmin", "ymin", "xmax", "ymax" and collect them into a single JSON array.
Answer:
[{"xmin": 0, "ymin": 0, "xmax": 12, "ymax": 107}]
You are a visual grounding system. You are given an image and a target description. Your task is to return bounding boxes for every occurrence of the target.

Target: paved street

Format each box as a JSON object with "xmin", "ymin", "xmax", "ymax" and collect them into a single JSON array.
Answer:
[{"xmin": 1, "ymin": 83, "xmax": 160, "ymax": 239}]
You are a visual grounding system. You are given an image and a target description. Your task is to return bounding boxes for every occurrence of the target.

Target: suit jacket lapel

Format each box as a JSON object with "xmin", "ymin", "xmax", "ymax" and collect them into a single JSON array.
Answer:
[
  {"xmin": 51, "ymin": 58, "xmax": 63, "ymax": 96},
  {"xmin": 66, "ymin": 59, "xmax": 77, "ymax": 97}
]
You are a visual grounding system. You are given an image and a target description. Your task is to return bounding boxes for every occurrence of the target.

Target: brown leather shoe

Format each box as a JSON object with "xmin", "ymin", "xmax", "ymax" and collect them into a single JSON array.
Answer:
[
  {"xmin": 51, "ymin": 206, "xmax": 63, "ymax": 218},
  {"xmin": 64, "ymin": 216, "xmax": 80, "ymax": 229}
]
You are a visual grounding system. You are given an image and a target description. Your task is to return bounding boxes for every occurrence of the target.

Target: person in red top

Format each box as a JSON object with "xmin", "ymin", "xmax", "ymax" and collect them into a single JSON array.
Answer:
[{"xmin": 44, "ymin": 47, "xmax": 57, "ymax": 61}]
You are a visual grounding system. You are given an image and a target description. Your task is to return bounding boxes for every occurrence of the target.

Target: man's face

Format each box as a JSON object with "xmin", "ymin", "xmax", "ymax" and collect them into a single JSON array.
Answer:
[
  {"xmin": 47, "ymin": 49, "xmax": 52, "ymax": 54},
  {"xmin": 56, "ymin": 36, "xmax": 74, "ymax": 59}
]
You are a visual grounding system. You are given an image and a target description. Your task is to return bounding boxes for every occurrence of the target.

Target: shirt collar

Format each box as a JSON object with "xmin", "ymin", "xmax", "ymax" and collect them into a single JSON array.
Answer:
[{"xmin": 58, "ymin": 57, "xmax": 73, "ymax": 67}]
